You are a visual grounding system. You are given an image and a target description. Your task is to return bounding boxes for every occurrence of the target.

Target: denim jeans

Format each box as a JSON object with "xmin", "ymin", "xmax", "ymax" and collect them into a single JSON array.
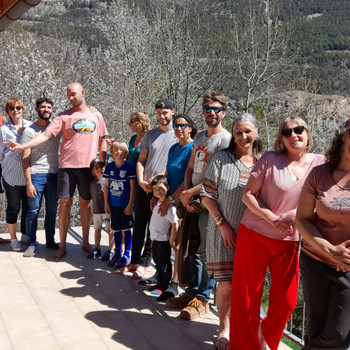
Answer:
[
  {"xmin": 186, "ymin": 212, "xmax": 215, "ymax": 302},
  {"xmin": 26, "ymin": 173, "xmax": 58, "ymax": 246}
]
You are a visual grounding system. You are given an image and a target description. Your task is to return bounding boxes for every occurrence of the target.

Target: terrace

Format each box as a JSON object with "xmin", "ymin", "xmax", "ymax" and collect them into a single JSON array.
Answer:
[{"xmin": 0, "ymin": 195, "xmax": 295, "ymax": 349}]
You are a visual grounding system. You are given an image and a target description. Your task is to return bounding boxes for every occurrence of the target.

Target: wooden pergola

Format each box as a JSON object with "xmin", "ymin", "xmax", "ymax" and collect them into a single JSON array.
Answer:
[{"xmin": 0, "ymin": 0, "xmax": 40, "ymax": 31}]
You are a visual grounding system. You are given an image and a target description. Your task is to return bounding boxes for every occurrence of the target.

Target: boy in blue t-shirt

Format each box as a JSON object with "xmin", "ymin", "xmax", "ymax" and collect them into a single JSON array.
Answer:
[{"xmin": 103, "ymin": 141, "xmax": 136, "ymax": 268}]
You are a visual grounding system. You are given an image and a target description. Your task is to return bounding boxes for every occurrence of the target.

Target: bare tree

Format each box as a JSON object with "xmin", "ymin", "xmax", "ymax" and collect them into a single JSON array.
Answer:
[
  {"xmin": 149, "ymin": 0, "xmax": 218, "ymax": 116},
  {"xmin": 230, "ymin": 0, "xmax": 293, "ymax": 111}
]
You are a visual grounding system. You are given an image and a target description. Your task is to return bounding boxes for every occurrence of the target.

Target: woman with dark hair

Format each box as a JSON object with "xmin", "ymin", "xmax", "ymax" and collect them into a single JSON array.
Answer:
[
  {"xmin": 296, "ymin": 119, "xmax": 350, "ymax": 350},
  {"xmin": 201, "ymin": 113, "xmax": 262, "ymax": 350},
  {"xmin": 0, "ymin": 98, "xmax": 32, "ymax": 251},
  {"xmin": 166, "ymin": 114, "xmax": 197, "ymax": 199},
  {"xmin": 230, "ymin": 116, "xmax": 325, "ymax": 350},
  {"xmin": 147, "ymin": 114, "xmax": 197, "ymax": 299}
]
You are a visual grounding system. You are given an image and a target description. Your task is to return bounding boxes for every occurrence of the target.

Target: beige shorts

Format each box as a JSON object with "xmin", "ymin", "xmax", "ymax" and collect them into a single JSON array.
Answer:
[{"xmin": 93, "ymin": 213, "xmax": 111, "ymax": 231}]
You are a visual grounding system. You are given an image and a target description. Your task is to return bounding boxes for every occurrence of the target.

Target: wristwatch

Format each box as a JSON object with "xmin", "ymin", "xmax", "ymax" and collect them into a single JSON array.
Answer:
[{"xmin": 168, "ymin": 195, "xmax": 175, "ymax": 204}]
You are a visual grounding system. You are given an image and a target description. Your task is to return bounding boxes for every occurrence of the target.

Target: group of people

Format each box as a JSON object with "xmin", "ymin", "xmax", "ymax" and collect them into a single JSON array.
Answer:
[
  {"xmin": 1, "ymin": 82, "xmax": 107, "ymax": 261},
  {"xmin": 0, "ymin": 83, "xmax": 349, "ymax": 350}
]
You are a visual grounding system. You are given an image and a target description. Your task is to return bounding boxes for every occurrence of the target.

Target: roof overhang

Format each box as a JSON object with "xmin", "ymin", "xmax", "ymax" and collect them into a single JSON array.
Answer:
[{"xmin": 0, "ymin": 0, "xmax": 41, "ymax": 31}]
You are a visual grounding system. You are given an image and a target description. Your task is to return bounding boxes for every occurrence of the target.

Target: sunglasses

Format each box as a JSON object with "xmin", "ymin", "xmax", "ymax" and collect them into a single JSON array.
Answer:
[
  {"xmin": 9, "ymin": 106, "xmax": 22, "ymax": 111},
  {"xmin": 128, "ymin": 119, "xmax": 138, "ymax": 124},
  {"xmin": 281, "ymin": 125, "xmax": 305, "ymax": 137},
  {"xmin": 173, "ymin": 123, "xmax": 190, "ymax": 130},
  {"xmin": 203, "ymin": 106, "xmax": 223, "ymax": 113}
]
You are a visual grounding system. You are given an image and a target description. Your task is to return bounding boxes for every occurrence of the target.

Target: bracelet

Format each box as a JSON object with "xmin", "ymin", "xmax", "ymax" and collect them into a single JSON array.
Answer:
[
  {"xmin": 213, "ymin": 214, "xmax": 226, "ymax": 228},
  {"xmin": 217, "ymin": 219, "xmax": 226, "ymax": 228},
  {"xmin": 213, "ymin": 214, "xmax": 223, "ymax": 224}
]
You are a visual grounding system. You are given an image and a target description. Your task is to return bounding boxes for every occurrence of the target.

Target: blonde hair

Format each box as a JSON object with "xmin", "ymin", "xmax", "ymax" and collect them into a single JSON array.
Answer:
[
  {"xmin": 274, "ymin": 116, "xmax": 313, "ymax": 154},
  {"xmin": 130, "ymin": 111, "xmax": 151, "ymax": 136},
  {"xmin": 111, "ymin": 141, "xmax": 129, "ymax": 159}
]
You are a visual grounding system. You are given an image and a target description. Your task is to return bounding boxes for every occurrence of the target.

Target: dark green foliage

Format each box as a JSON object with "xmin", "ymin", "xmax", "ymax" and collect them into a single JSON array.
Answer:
[
  {"xmin": 21, "ymin": 21, "xmax": 109, "ymax": 51},
  {"xmin": 18, "ymin": 0, "xmax": 350, "ymax": 97}
]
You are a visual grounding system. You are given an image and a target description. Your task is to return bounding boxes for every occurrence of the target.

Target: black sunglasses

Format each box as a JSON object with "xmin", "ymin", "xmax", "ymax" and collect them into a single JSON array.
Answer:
[
  {"xmin": 9, "ymin": 106, "xmax": 22, "ymax": 111},
  {"xmin": 203, "ymin": 106, "xmax": 223, "ymax": 113},
  {"xmin": 173, "ymin": 123, "xmax": 190, "ymax": 130},
  {"xmin": 281, "ymin": 126, "xmax": 305, "ymax": 137}
]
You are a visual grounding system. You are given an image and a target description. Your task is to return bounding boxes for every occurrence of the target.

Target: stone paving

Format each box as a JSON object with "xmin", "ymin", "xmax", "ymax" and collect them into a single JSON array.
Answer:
[{"xmin": 0, "ymin": 227, "xmax": 291, "ymax": 350}]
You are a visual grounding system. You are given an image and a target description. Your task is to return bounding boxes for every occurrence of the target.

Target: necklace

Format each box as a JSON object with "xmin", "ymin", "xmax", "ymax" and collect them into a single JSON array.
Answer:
[{"xmin": 286, "ymin": 154, "xmax": 312, "ymax": 181}]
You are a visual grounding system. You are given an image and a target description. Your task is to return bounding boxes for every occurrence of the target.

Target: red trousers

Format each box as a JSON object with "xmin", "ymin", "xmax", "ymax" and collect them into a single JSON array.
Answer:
[{"xmin": 230, "ymin": 225, "xmax": 299, "ymax": 350}]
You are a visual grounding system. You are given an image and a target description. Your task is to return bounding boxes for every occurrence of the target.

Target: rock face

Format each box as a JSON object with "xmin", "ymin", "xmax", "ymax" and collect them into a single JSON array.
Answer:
[
  {"xmin": 273, "ymin": 91, "xmax": 350, "ymax": 122},
  {"xmin": 263, "ymin": 91, "xmax": 350, "ymax": 153}
]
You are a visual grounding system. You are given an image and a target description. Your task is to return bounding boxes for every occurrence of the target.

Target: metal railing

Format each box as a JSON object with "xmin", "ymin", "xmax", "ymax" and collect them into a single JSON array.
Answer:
[
  {"xmin": 0, "ymin": 192, "xmax": 306, "ymax": 347},
  {"xmin": 262, "ymin": 269, "xmax": 306, "ymax": 348}
]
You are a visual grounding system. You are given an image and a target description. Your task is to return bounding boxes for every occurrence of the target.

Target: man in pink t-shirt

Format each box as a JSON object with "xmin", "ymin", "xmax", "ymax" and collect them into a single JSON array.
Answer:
[{"xmin": 7, "ymin": 82, "xmax": 108, "ymax": 260}]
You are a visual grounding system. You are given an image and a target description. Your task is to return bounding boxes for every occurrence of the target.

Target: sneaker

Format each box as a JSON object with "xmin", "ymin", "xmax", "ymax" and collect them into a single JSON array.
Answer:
[
  {"xmin": 101, "ymin": 250, "xmax": 111, "ymax": 261},
  {"xmin": 180, "ymin": 297, "xmax": 209, "ymax": 320},
  {"xmin": 151, "ymin": 289, "xmax": 163, "ymax": 296},
  {"xmin": 107, "ymin": 254, "xmax": 121, "ymax": 266},
  {"xmin": 166, "ymin": 293, "xmax": 194, "ymax": 309},
  {"xmin": 10, "ymin": 239, "xmax": 22, "ymax": 252},
  {"xmin": 157, "ymin": 281, "xmax": 179, "ymax": 302},
  {"xmin": 23, "ymin": 246, "xmax": 35, "ymax": 257},
  {"xmin": 20, "ymin": 234, "xmax": 28, "ymax": 245},
  {"xmin": 87, "ymin": 248, "xmax": 101, "ymax": 259},
  {"xmin": 116, "ymin": 256, "xmax": 130, "ymax": 268},
  {"xmin": 138, "ymin": 273, "xmax": 158, "ymax": 285}
]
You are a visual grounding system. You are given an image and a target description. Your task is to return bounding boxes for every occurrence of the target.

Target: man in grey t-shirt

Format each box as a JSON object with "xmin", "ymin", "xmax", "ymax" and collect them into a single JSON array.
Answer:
[
  {"xmin": 21, "ymin": 98, "xmax": 60, "ymax": 257},
  {"xmin": 168, "ymin": 91, "xmax": 231, "ymax": 320},
  {"xmin": 123, "ymin": 99, "xmax": 177, "ymax": 279}
]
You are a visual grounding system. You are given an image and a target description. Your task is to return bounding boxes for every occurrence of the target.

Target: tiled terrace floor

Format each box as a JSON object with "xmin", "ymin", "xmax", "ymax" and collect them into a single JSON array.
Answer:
[{"xmin": 0, "ymin": 227, "xmax": 291, "ymax": 350}]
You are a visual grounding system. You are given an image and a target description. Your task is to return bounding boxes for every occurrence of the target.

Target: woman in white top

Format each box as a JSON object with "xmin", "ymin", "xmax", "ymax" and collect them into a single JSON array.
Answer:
[{"xmin": 0, "ymin": 98, "xmax": 31, "ymax": 251}]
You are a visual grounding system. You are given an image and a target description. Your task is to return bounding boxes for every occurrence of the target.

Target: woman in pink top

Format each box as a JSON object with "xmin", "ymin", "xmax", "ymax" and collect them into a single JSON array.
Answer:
[
  {"xmin": 230, "ymin": 117, "xmax": 325, "ymax": 350},
  {"xmin": 296, "ymin": 119, "xmax": 350, "ymax": 350}
]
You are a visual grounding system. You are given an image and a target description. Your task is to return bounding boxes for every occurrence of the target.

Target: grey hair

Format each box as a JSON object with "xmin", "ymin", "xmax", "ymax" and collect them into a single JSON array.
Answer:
[
  {"xmin": 227, "ymin": 113, "xmax": 263, "ymax": 162},
  {"xmin": 232, "ymin": 113, "xmax": 259, "ymax": 135}
]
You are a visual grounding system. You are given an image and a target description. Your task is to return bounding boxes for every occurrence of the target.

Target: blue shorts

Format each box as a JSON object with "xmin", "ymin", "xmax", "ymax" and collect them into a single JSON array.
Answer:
[{"xmin": 110, "ymin": 205, "xmax": 134, "ymax": 231}]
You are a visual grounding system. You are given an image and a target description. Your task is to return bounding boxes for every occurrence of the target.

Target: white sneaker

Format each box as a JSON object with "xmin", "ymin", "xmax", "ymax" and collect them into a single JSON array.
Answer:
[
  {"xmin": 11, "ymin": 239, "xmax": 22, "ymax": 252},
  {"xmin": 23, "ymin": 246, "xmax": 35, "ymax": 257}
]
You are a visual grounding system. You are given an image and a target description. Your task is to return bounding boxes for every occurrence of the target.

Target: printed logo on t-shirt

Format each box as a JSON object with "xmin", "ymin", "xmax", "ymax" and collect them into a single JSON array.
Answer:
[
  {"xmin": 110, "ymin": 179, "xmax": 124, "ymax": 196},
  {"xmin": 330, "ymin": 193, "xmax": 350, "ymax": 213},
  {"xmin": 119, "ymin": 170, "xmax": 126, "ymax": 178},
  {"xmin": 72, "ymin": 118, "xmax": 96, "ymax": 134},
  {"xmin": 193, "ymin": 145, "xmax": 210, "ymax": 174}
]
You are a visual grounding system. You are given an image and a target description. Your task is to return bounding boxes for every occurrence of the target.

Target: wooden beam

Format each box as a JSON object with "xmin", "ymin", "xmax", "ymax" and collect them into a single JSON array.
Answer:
[{"xmin": 0, "ymin": 0, "xmax": 21, "ymax": 18}]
